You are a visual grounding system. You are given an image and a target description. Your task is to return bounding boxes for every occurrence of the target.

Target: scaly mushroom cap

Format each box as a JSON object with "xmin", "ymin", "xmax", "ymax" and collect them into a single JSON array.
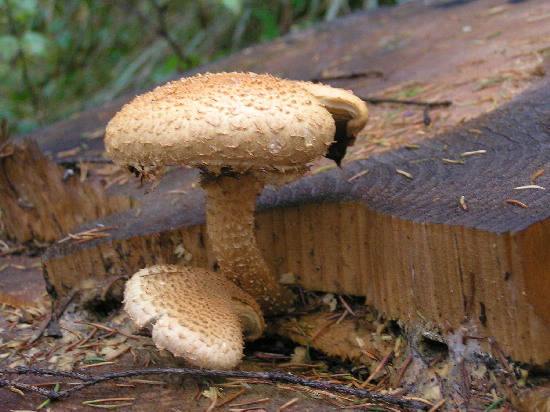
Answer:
[
  {"xmin": 124, "ymin": 265, "xmax": 265, "ymax": 370},
  {"xmin": 105, "ymin": 72, "xmax": 367, "ymax": 181}
]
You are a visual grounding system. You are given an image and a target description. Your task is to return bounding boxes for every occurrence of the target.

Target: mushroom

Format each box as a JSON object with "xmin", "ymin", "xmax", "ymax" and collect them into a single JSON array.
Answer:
[
  {"xmin": 105, "ymin": 72, "xmax": 368, "ymax": 316},
  {"xmin": 124, "ymin": 264, "xmax": 264, "ymax": 370}
]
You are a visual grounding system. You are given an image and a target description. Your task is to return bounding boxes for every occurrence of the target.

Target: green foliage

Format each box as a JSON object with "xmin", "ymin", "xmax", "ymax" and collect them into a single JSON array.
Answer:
[{"xmin": 0, "ymin": 0, "xmax": 401, "ymax": 136}]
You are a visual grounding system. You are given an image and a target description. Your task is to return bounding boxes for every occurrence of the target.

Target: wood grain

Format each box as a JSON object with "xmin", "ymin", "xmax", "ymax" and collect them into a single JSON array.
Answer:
[{"xmin": 0, "ymin": 141, "xmax": 119, "ymax": 242}]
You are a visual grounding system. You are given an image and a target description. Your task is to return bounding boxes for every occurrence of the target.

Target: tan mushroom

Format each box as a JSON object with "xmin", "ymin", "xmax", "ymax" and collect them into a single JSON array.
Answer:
[
  {"xmin": 105, "ymin": 72, "xmax": 368, "ymax": 315},
  {"xmin": 124, "ymin": 264, "xmax": 264, "ymax": 370}
]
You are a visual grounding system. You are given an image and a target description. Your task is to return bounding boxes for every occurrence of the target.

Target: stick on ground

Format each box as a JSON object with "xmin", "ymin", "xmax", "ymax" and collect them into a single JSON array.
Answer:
[{"xmin": 0, "ymin": 366, "xmax": 430, "ymax": 410}]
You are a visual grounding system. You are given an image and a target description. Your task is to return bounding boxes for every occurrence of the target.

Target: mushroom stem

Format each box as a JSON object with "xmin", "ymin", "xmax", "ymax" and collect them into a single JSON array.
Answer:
[{"xmin": 202, "ymin": 173, "xmax": 294, "ymax": 316}]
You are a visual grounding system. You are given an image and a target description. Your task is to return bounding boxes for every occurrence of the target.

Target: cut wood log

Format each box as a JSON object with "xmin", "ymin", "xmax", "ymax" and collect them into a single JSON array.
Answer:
[
  {"xmin": 43, "ymin": 78, "xmax": 550, "ymax": 366},
  {"xmin": 0, "ymin": 141, "xmax": 125, "ymax": 242}
]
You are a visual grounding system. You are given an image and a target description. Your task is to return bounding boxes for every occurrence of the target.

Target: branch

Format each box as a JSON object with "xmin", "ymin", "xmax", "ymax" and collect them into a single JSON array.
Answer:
[
  {"xmin": 0, "ymin": 376, "xmax": 59, "ymax": 399},
  {"xmin": 27, "ymin": 290, "xmax": 80, "ymax": 345},
  {"xmin": 310, "ymin": 70, "xmax": 385, "ymax": 82},
  {"xmin": 308, "ymin": 71, "xmax": 452, "ymax": 126},
  {"xmin": 359, "ymin": 96, "xmax": 452, "ymax": 125},
  {"xmin": 0, "ymin": 366, "xmax": 429, "ymax": 410}
]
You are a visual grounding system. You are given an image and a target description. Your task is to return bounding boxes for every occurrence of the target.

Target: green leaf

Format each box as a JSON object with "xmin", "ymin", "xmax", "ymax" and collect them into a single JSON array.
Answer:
[
  {"xmin": 220, "ymin": 0, "xmax": 243, "ymax": 15},
  {"xmin": 6, "ymin": 0, "xmax": 38, "ymax": 22},
  {"xmin": 0, "ymin": 35, "xmax": 19, "ymax": 60},
  {"xmin": 20, "ymin": 31, "xmax": 51, "ymax": 57},
  {"xmin": 484, "ymin": 398, "xmax": 505, "ymax": 412},
  {"xmin": 84, "ymin": 357, "xmax": 108, "ymax": 362}
]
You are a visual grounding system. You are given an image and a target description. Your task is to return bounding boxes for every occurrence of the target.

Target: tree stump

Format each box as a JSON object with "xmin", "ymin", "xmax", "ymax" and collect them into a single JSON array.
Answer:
[
  {"xmin": 6, "ymin": 0, "xmax": 549, "ymax": 368},
  {"xmin": 0, "ymin": 141, "xmax": 118, "ymax": 242}
]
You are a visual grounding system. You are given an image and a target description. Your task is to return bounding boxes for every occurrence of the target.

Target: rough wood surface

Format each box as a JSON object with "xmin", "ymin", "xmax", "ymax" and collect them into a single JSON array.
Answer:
[
  {"xmin": 6, "ymin": 0, "xmax": 549, "ymax": 367},
  {"xmin": 0, "ymin": 141, "xmax": 119, "ymax": 242}
]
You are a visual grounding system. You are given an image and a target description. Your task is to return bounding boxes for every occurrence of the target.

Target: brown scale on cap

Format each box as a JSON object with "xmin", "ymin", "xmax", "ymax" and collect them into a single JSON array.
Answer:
[
  {"xmin": 106, "ymin": 72, "xmax": 342, "ymax": 180},
  {"xmin": 124, "ymin": 265, "xmax": 264, "ymax": 370},
  {"xmin": 106, "ymin": 72, "xmax": 368, "ymax": 322}
]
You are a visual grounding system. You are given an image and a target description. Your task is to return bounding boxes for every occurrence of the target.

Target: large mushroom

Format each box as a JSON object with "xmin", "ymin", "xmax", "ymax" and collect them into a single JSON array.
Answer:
[{"xmin": 106, "ymin": 72, "xmax": 368, "ymax": 315}]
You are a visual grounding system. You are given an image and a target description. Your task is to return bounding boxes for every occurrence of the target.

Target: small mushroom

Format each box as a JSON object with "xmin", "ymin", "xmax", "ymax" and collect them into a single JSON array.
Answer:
[
  {"xmin": 124, "ymin": 264, "xmax": 264, "ymax": 370},
  {"xmin": 105, "ymin": 72, "xmax": 368, "ymax": 315}
]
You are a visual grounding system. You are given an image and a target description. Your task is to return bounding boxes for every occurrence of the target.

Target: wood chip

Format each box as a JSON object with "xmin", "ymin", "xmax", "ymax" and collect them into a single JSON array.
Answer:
[
  {"xmin": 441, "ymin": 158, "xmax": 465, "ymax": 164},
  {"xmin": 514, "ymin": 185, "xmax": 545, "ymax": 190},
  {"xmin": 529, "ymin": 169, "xmax": 545, "ymax": 184},
  {"xmin": 459, "ymin": 195, "xmax": 468, "ymax": 210},
  {"xmin": 0, "ymin": 292, "xmax": 37, "ymax": 310},
  {"xmin": 396, "ymin": 169, "xmax": 413, "ymax": 179},
  {"xmin": 458, "ymin": 150, "xmax": 487, "ymax": 157},
  {"xmin": 230, "ymin": 397, "xmax": 270, "ymax": 408},
  {"xmin": 277, "ymin": 397, "xmax": 299, "ymax": 411},
  {"xmin": 506, "ymin": 199, "xmax": 528, "ymax": 208},
  {"xmin": 428, "ymin": 398, "xmax": 447, "ymax": 412},
  {"xmin": 56, "ymin": 147, "xmax": 82, "ymax": 158},
  {"xmin": 80, "ymin": 361, "xmax": 116, "ymax": 368},
  {"xmin": 347, "ymin": 169, "xmax": 369, "ymax": 182}
]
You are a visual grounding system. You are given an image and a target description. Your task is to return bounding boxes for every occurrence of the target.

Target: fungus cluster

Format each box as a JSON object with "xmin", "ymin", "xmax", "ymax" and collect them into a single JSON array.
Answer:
[{"xmin": 105, "ymin": 72, "xmax": 368, "ymax": 369}]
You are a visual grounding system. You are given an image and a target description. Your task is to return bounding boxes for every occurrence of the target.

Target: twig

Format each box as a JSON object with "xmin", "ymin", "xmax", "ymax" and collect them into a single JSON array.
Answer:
[
  {"xmin": 0, "ymin": 245, "xmax": 28, "ymax": 257},
  {"xmin": 28, "ymin": 290, "xmax": 79, "ymax": 344},
  {"xmin": 427, "ymin": 398, "xmax": 447, "ymax": 411},
  {"xmin": 277, "ymin": 397, "xmax": 299, "ymax": 411},
  {"xmin": 529, "ymin": 169, "xmax": 545, "ymax": 185},
  {"xmin": 309, "ymin": 319, "xmax": 337, "ymax": 343},
  {"xmin": 0, "ymin": 367, "xmax": 95, "ymax": 381},
  {"xmin": 0, "ymin": 376, "xmax": 59, "ymax": 399},
  {"xmin": 54, "ymin": 156, "xmax": 112, "ymax": 166},
  {"xmin": 362, "ymin": 351, "xmax": 393, "ymax": 387},
  {"xmin": 57, "ymin": 226, "xmax": 118, "ymax": 245},
  {"xmin": 217, "ymin": 388, "xmax": 246, "ymax": 407},
  {"xmin": 0, "ymin": 366, "xmax": 430, "ymax": 410},
  {"xmin": 393, "ymin": 355, "xmax": 413, "ymax": 388},
  {"xmin": 506, "ymin": 199, "xmax": 528, "ymax": 208},
  {"xmin": 74, "ymin": 321, "xmax": 141, "ymax": 340},
  {"xmin": 337, "ymin": 295, "xmax": 356, "ymax": 317},
  {"xmin": 310, "ymin": 70, "xmax": 385, "ymax": 83},
  {"xmin": 359, "ymin": 96, "xmax": 452, "ymax": 125}
]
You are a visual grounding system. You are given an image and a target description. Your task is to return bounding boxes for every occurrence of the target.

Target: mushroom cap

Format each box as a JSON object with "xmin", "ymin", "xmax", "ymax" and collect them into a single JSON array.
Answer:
[
  {"xmin": 105, "ymin": 72, "xmax": 366, "ymax": 179},
  {"xmin": 124, "ymin": 264, "xmax": 265, "ymax": 370},
  {"xmin": 300, "ymin": 82, "xmax": 369, "ymax": 138}
]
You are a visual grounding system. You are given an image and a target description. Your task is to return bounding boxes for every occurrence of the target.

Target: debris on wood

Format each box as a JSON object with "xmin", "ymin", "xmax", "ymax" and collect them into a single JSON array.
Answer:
[{"xmin": 0, "ymin": 141, "xmax": 117, "ymax": 242}]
